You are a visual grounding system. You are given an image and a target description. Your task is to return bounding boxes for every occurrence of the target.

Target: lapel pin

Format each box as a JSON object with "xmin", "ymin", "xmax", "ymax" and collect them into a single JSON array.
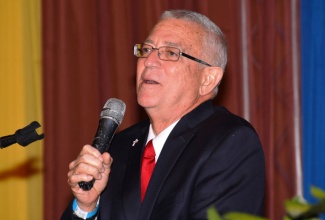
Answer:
[{"xmin": 132, "ymin": 139, "xmax": 139, "ymax": 147}]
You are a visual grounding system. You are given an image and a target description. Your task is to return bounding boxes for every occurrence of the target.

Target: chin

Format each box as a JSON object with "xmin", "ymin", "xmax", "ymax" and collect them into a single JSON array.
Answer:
[{"xmin": 137, "ymin": 96, "xmax": 157, "ymax": 109}]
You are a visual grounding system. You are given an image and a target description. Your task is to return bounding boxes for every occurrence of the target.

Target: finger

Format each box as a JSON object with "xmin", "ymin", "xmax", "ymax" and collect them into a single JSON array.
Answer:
[
  {"xmin": 69, "ymin": 172, "xmax": 94, "ymax": 186},
  {"xmin": 68, "ymin": 156, "xmax": 100, "ymax": 175},
  {"xmin": 69, "ymin": 160, "xmax": 76, "ymax": 170},
  {"xmin": 80, "ymin": 145, "xmax": 103, "ymax": 161},
  {"xmin": 71, "ymin": 153, "xmax": 106, "ymax": 174},
  {"xmin": 73, "ymin": 160, "xmax": 105, "ymax": 179},
  {"xmin": 68, "ymin": 145, "xmax": 102, "ymax": 171},
  {"xmin": 101, "ymin": 153, "xmax": 113, "ymax": 174},
  {"xmin": 69, "ymin": 145, "xmax": 97, "ymax": 170},
  {"xmin": 102, "ymin": 152, "xmax": 113, "ymax": 166}
]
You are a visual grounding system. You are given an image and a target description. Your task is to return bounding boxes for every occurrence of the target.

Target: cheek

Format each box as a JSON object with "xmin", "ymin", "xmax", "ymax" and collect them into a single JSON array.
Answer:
[
  {"xmin": 180, "ymin": 68, "xmax": 202, "ymax": 93},
  {"xmin": 167, "ymin": 66, "xmax": 198, "ymax": 93},
  {"xmin": 137, "ymin": 59, "xmax": 143, "ymax": 72},
  {"xmin": 175, "ymin": 63, "xmax": 199, "ymax": 83},
  {"xmin": 136, "ymin": 60, "xmax": 144, "ymax": 81}
]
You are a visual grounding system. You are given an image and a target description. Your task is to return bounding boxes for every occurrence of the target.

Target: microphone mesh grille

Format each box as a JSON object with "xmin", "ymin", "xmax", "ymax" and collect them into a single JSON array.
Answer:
[{"xmin": 100, "ymin": 98, "xmax": 126, "ymax": 125}]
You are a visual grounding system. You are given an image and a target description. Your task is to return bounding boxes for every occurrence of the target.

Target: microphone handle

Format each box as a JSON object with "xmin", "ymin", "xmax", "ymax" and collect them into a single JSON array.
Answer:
[{"xmin": 78, "ymin": 118, "xmax": 118, "ymax": 191}]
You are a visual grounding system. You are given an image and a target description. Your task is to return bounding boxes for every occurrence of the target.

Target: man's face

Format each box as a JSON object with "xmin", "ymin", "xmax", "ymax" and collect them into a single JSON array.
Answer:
[{"xmin": 136, "ymin": 18, "xmax": 208, "ymax": 118}]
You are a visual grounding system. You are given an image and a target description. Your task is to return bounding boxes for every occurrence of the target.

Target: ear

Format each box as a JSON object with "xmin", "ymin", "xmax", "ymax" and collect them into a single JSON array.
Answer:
[{"xmin": 199, "ymin": 67, "xmax": 223, "ymax": 96}]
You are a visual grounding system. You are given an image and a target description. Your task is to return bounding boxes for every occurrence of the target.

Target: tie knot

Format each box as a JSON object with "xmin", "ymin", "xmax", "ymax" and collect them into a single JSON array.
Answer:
[{"xmin": 143, "ymin": 140, "xmax": 155, "ymax": 158}]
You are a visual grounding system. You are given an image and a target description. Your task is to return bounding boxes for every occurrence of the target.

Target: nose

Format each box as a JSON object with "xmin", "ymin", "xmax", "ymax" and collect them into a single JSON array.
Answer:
[{"xmin": 144, "ymin": 48, "xmax": 161, "ymax": 68}]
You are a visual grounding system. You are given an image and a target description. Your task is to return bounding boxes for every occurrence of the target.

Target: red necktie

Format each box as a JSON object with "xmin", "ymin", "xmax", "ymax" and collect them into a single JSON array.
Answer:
[{"xmin": 141, "ymin": 140, "xmax": 156, "ymax": 201}]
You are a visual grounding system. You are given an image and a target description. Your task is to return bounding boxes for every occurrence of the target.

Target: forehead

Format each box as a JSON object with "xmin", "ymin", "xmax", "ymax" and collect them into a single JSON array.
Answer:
[{"xmin": 145, "ymin": 18, "xmax": 205, "ymax": 49}]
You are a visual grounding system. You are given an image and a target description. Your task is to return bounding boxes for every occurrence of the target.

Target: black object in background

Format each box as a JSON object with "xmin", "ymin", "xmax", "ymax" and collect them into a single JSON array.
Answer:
[{"xmin": 0, "ymin": 121, "xmax": 44, "ymax": 149}]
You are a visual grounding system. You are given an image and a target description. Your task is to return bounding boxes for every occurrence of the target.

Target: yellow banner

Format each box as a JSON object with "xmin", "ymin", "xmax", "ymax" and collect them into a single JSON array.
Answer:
[{"xmin": 0, "ymin": 0, "xmax": 43, "ymax": 219}]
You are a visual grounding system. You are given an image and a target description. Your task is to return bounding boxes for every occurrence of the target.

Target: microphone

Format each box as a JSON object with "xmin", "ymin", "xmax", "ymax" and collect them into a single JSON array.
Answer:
[
  {"xmin": 0, "ymin": 121, "xmax": 44, "ymax": 149},
  {"xmin": 78, "ymin": 98, "xmax": 126, "ymax": 191}
]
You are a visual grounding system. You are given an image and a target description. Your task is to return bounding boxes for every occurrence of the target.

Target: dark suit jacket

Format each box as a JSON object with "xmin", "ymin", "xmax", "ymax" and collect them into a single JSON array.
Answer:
[{"xmin": 61, "ymin": 101, "xmax": 265, "ymax": 220}]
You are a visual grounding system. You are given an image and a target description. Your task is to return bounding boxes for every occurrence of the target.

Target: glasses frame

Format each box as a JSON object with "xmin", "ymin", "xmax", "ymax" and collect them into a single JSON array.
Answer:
[{"xmin": 134, "ymin": 43, "xmax": 212, "ymax": 67}]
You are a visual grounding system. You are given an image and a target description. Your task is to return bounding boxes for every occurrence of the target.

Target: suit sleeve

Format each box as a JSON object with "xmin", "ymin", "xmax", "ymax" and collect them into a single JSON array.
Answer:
[
  {"xmin": 60, "ymin": 201, "xmax": 74, "ymax": 220},
  {"xmin": 189, "ymin": 126, "xmax": 265, "ymax": 217}
]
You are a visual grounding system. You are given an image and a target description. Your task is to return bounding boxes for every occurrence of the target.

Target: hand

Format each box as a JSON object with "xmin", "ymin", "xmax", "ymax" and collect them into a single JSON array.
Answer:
[{"xmin": 67, "ymin": 145, "xmax": 113, "ymax": 211}]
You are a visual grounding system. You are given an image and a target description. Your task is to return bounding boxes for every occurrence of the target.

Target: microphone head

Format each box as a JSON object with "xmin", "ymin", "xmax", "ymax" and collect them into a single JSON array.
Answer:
[{"xmin": 101, "ymin": 98, "xmax": 126, "ymax": 125}]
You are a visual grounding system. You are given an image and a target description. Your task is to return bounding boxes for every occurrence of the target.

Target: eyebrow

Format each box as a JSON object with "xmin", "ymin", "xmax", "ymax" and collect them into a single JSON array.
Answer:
[{"xmin": 143, "ymin": 40, "xmax": 183, "ymax": 49}]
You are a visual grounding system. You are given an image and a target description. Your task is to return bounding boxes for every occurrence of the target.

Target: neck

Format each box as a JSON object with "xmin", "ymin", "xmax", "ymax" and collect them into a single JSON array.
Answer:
[
  {"xmin": 150, "ymin": 118, "xmax": 179, "ymax": 135},
  {"xmin": 147, "ymin": 99, "xmax": 208, "ymax": 135}
]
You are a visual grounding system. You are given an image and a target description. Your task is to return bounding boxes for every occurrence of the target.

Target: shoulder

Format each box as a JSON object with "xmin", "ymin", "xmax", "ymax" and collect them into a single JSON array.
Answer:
[
  {"xmin": 183, "ymin": 101, "xmax": 258, "ymax": 137},
  {"xmin": 210, "ymin": 106, "xmax": 257, "ymax": 133},
  {"xmin": 202, "ymin": 106, "xmax": 262, "ymax": 149},
  {"xmin": 178, "ymin": 103, "xmax": 263, "ymax": 160}
]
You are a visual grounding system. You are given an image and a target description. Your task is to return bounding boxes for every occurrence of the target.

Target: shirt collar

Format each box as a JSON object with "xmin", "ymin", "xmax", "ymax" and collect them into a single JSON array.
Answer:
[{"xmin": 146, "ymin": 120, "xmax": 179, "ymax": 161}]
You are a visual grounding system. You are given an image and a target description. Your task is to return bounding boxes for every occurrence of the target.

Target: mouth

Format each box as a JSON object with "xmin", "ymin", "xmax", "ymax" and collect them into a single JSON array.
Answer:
[{"xmin": 144, "ymin": 79, "xmax": 159, "ymax": 84}]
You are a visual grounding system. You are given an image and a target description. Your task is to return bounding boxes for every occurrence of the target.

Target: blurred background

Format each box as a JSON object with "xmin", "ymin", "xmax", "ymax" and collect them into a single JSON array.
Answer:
[{"xmin": 0, "ymin": 0, "xmax": 324, "ymax": 219}]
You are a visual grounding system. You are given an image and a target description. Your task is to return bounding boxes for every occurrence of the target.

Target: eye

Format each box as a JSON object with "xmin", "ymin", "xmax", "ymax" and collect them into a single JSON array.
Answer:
[
  {"xmin": 166, "ymin": 50, "xmax": 177, "ymax": 57},
  {"xmin": 164, "ymin": 48, "xmax": 180, "ymax": 60},
  {"xmin": 141, "ymin": 45, "xmax": 152, "ymax": 55}
]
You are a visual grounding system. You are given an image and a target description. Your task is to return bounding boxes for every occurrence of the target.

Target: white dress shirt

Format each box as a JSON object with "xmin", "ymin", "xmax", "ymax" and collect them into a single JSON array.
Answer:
[{"xmin": 146, "ymin": 120, "xmax": 179, "ymax": 162}]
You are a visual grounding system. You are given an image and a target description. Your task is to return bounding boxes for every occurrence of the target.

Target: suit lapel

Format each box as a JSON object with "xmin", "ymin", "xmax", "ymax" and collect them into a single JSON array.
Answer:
[{"xmin": 120, "ymin": 124, "xmax": 149, "ymax": 219}]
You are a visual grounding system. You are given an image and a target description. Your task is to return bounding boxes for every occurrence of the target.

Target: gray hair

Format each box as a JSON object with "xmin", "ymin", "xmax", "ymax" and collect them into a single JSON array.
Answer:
[{"xmin": 160, "ymin": 10, "xmax": 228, "ymax": 71}]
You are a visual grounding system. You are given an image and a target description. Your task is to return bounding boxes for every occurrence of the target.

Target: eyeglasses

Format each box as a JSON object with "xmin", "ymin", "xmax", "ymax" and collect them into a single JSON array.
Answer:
[{"xmin": 133, "ymin": 43, "xmax": 212, "ymax": 67}]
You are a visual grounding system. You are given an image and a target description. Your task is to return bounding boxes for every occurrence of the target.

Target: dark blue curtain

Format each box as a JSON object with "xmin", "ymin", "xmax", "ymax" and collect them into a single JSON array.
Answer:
[{"xmin": 301, "ymin": 0, "xmax": 325, "ymax": 215}]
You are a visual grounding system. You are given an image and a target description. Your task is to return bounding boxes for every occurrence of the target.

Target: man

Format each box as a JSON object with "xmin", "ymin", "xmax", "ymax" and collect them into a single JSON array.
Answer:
[{"xmin": 61, "ymin": 9, "xmax": 265, "ymax": 220}]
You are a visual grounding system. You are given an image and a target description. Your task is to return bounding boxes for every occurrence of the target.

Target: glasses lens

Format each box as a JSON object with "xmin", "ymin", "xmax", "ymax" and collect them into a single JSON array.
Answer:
[
  {"xmin": 159, "ymin": 47, "xmax": 180, "ymax": 61},
  {"xmin": 134, "ymin": 44, "xmax": 152, "ymax": 57},
  {"xmin": 140, "ymin": 44, "xmax": 152, "ymax": 57},
  {"xmin": 133, "ymin": 44, "xmax": 181, "ymax": 62}
]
